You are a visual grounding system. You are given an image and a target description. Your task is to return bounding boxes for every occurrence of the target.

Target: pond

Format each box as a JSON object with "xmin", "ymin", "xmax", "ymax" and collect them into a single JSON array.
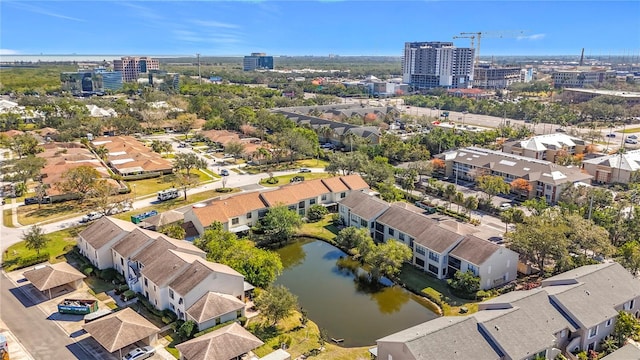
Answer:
[{"xmin": 275, "ymin": 238, "xmax": 439, "ymax": 347}]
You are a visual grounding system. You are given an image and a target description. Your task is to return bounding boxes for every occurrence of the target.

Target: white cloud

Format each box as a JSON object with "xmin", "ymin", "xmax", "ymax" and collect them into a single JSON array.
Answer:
[
  {"xmin": 0, "ymin": 49, "xmax": 19, "ymax": 55},
  {"xmin": 8, "ymin": 2, "xmax": 85, "ymax": 22},
  {"xmin": 191, "ymin": 19, "xmax": 239, "ymax": 29},
  {"xmin": 517, "ymin": 33, "xmax": 546, "ymax": 41}
]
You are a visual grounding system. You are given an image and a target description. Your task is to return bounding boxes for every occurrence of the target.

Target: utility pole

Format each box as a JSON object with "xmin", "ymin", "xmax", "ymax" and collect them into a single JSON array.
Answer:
[{"xmin": 197, "ymin": 53, "xmax": 201, "ymax": 85}]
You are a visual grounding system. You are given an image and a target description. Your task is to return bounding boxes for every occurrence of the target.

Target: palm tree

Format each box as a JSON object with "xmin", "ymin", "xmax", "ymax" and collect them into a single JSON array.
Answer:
[
  {"xmin": 343, "ymin": 132, "xmax": 359, "ymax": 152},
  {"xmin": 318, "ymin": 125, "xmax": 334, "ymax": 144},
  {"xmin": 94, "ymin": 145, "xmax": 109, "ymax": 162},
  {"xmin": 453, "ymin": 191, "xmax": 464, "ymax": 213},
  {"xmin": 444, "ymin": 184, "xmax": 457, "ymax": 210}
]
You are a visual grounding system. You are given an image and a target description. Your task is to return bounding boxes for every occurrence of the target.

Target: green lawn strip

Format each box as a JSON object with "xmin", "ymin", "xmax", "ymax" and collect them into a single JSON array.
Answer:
[
  {"xmin": 248, "ymin": 311, "xmax": 369, "ymax": 360},
  {"xmin": 2, "ymin": 226, "xmax": 84, "ymax": 271},
  {"xmin": 397, "ymin": 264, "xmax": 480, "ymax": 316},
  {"xmin": 85, "ymin": 277, "xmax": 116, "ymax": 296},
  {"xmin": 3, "ymin": 209, "xmax": 14, "ymax": 227},
  {"xmin": 17, "ymin": 201, "xmax": 95, "ymax": 226},
  {"xmin": 297, "ymin": 215, "xmax": 339, "ymax": 243},
  {"xmin": 259, "ymin": 172, "xmax": 332, "ymax": 187},
  {"xmin": 126, "ymin": 170, "xmax": 212, "ymax": 196},
  {"xmin": 619, "ymin": 127, "xmax": 640, "ymax": 134},
  {"xmin": 296, "ymin": 158, "xmax": 329, "ymax": 169},
  {"xmin": 112, "ymin": 188, "xmax": 241, "ymax": 222}
]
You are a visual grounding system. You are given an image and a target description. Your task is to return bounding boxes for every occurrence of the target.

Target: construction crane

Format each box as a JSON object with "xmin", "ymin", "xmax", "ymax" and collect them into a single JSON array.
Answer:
[
  {"xmin": 453, "ymin": 34, "xmax": 475, "ymax": 49},
  {"xmin": 458, "ymin": 30, "xmax": 528, "ymax": 64}
]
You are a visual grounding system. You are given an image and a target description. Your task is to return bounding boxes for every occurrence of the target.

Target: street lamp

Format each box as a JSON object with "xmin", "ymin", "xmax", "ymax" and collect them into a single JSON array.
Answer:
[{"xmin": 132, "ymin": 184, "xmax": 137, "ymax": 200}]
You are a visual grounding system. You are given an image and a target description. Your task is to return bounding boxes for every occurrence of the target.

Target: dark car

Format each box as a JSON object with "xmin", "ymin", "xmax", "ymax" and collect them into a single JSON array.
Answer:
[
  {"xmin": 25, "ymin": 197, "xmax": 51, "ymax": 205},
  {"xmin": 606, "ymin": 133, "xmax": 616, "ymax": 138}
]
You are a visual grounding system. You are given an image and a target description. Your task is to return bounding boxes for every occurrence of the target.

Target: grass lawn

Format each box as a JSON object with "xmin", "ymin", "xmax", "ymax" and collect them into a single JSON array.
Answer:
[
  {"xmin": 248, "ymin": 311, "xmax": 370, "ymax": 360},
  {"xmin": 620, "ymin": 127, "xmax": 640, "ymax": 133},
  {"xmin": 398, "ymin": 264, "xmax": 480, "ymax": 316},
  {"xmin": 3, "ymin": 209, "xmax": 13, "ymax": 227},
  {"xmin": 259, "ymin": 172, "xmax": 332, "ymax": 187},
  {"xmin": 127, "ymin": 170, "xmax": 215, "ymax": 197},
  {"xmin": 111, "ymin": 188, "xmax": 241, "ymax": 222},
  {"xmin": 85, "ymin": 277, "xmax": 116, "ymax": 295},
  {"xmin": 298, "ymin": 215, "xmax": 339, "ymax": 243},
  {"xmin": 296, "ymin": 158, "xmax": 329, "ymax": 169},
  {"xmin": 2, "ymin": 226, "xmax": 85, "ymax": 271},
  {"xmin": 17, "ymin": 201, "xmax": 95, "ymax": 226}
]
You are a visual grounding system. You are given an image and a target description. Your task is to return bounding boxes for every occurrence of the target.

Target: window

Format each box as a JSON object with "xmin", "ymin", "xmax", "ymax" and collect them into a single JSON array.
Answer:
[
  {"xmin": 169, "ymin": 289, "xmax": 174, "ymax": 300},
  {"xmin": 236, "ymin": 310, "xmax": 242, "ymax": 318},
  {"xmin": 120, "ymin": 258, "xmax": 124, "ymax": 266},
  {"xmin": 321, "ymin": 194, "xmax": 327, "ymax": 201},
  {"xmin": 360, "ymin": 219, "xmax": 367, "ymax": 227},
  {"xmin": 310, "ymin": 198, "xmax": 316, "ymax": 205},
  {"xmin": 409, "ymin": 237, "xmax": 414, "ymax": 248},
  {"xmin": 340, "ymin": 192, "xmax": 346, "ymax": 198},
  {"xmin": 246, "ymin": 212, "xmax": 252, "ymax": 219},
  {"xmin": 299, "ymin": 201, "xmax": 306, "ymax": 208},
  {"xmin": 144, "ymin": 278, "xmax": 148, "ymax": 287},
  {"xmin": 170, "ymin": 303, "xmax": 175, "ymax": 310},
  {"xmin": 467, "ymin": 264, "xmax": 478, "ymax": 276},
  {"xmin": 232, "ymin": 217, "xmax": 239, "ymax": 225},
  {"xmin": 399, "ymin": 233, "xmax": 405, "ymax": 241},
  {"xmin": 179, "ymin": 298, "xmax": 183, "ymax": 305},
  {"xmin": 388, "ymin": 228, "xmax": 394, "ymax": 236},
  {"xmin": 606, "ymin": 319, "xmax": 612, "ymax": 327},
  {"xmin": 375, "ymin": 222, "xmax": 384, "ymax": 232},
  {"xmin": 288, "ymin": 205, "xmax": 296, "ymax": 211},
  {"xmin": 415, "ymin": 258, "xmax": 425, "ymax": 267},
  {"xmin": 429, "ymin": 252, "xmax": 439, "ymax": 262},
  {"xmin": 216, "ymin": 317, "xmax": 221, "ymax": 325},
  {"xmin": 428, "ymin": 264, "xmax": 438, "ymax": 275},
  {"xmin": 299, "ymin": 209, "xmax": 305, "ymax": 216},
  {"xmin": 416, "ymin": 245, "xmax": 426, "ymax": 255},
  {"xmin": 588, "ymin": 326, "xmax": 598, "ymax": 339}
]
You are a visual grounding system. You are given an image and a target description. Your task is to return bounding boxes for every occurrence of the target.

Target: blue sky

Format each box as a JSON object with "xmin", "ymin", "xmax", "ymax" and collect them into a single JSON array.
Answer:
[{"xmin": 1, "ymin": 1, "xmax": 639, "ymax": 57}]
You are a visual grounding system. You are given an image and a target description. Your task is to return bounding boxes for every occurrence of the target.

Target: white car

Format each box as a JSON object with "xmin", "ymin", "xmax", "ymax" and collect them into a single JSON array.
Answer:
[
  {"xmin": 499, "ymin": 203, "xmax": 512, "ymax": 211},
  {"xmin": 122, "ymin": 346, "xmax": 155, "ymax": 360},
  {"xmin": 81, "ymin": 212, "xmax": 104, "ymax": 223}
]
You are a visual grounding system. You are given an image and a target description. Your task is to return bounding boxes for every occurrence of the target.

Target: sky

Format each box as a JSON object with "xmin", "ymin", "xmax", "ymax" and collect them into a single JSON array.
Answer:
[{"xmin": 1, "ymin": 1, "xmax": 639, "ymax": 57}]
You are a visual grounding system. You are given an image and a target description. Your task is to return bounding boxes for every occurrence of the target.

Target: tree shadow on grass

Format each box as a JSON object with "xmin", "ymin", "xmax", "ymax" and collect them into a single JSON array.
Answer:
[{"xmin": 247, "ymin": 322, "xmax": 280, "ymax": 342}]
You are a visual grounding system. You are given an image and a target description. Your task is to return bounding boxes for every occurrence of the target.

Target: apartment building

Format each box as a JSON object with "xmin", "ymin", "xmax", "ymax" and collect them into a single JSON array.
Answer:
[
  {"xmin": 92, "ymin": 136, "xmax": 173, "ymax": 176},
  {"xmin": 437, "ymin": 147, "xmax": 593, "ymax": 203},
  {"xmin": 502, "ymin": 133, "xmax": 588, "ymax": 162},
  {"xmin": 374, "ymin": 263, "xmax": 640, "ymax": 360},
  {"xmin": 402, "ymin": 41, "xmax": 475, "ymax": 89},
  {"xmin": 473, "ymin": 65, "xmax": 523, "ymax": 89},
  {"xmin": 243, "ymin": 53, "xmax": 274, "ymax": 71},
  {"xmin": 339, "ymin": 193, "xmax": 518, "ymax": 290},
  {"xmin": 183, "ymin": 175, "xmax": 370, "ymax": 236},
  {"xmin": 77, "ymin": 217, "xmax": 247, "ymax": 330},
  {"xmin": 552, "ymin": 68, "xmax": 614, "ymax": 89},
  {"xmin": 582, "ymin": 149, "xmax": 640, "ymax": 184},
  {"xmin": 113, "ymin": 56, "xmax": 160, "ymax": 82},
  {"xmin": 562, "ymin": 88, "xmax": 640, "ymax": 106}
]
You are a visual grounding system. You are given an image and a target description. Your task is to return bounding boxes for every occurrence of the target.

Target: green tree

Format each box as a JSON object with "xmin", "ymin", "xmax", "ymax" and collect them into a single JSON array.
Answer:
[
  {"xmin": 260, "ymin": 205, "xmax": 303, "ymax": 245},
  {"xmin": 254, "ymin": 285, "xmax": 299, "ymax": 326},
  {"xmin": 150, "ymin": 140, "xmax": 172, "ymax": 155},
  {"xmin": 453, "ymin": 191, "xmax": 465, "ymax": 213},
  {"xmin": 161, "ymin": 224, "xmax": 186, "ymax": 240},
  {"xmin": 174, "ymin": 172, "xmax": 199, "ymax": 201},
  {"xmin": 5, "ymin": 156, "xmax": 45, "ymax": 184},
  {"xmin": 173, "ymin": 153, "xmax": 207, "ymax": 177},
  {"xmin": 444, "ymin": 184, "xmax": 457, "ymax": 210},
  {"xmin": 177, "ymin": 320, "xmax": 198, "ymax": 340},
  {"xmin": 613, "ymin": 311, "xmax": 640, "ymax": 346},
  {"xmin": 476, "ymin": 175, "xmax": 510, "ymax": 202},
  {"xmin": 94, "ymin": 145, "xmax": 109, "ymax": 161},
  {"xmin": 506, "ymin": 209, "xmax": 569, "ymax": 272},
  {"xmin": 110, "ymin": 115, "xmax": 140, "ymax": 135},
  {"xmin": 565, "ymin": 215, "xmax": 614, "ymax": 258},
  {"xmin": 55, "ymin": 165, "xmax": 100, "ymax": 203},
  {"xmin": 307, "ymin": 204, "xmax": 328, "ymax": 222},
  {"xmin": 9, "ymin": 133, "xmax": 41, "ymax": 158},
  {"xmin": 463, "ymin": 195, "xmax": 479, "ymax": 219},
  {"xmin": 500, "ymin": 208, "xmax": 525, "ymax": 233},
  {"xmin": 22, "ymin": 224, "xmax": 48, "ymax": 255},
  {"xmin": 365, "ymin": 240, "xmax": 412, "ymax": 280},
  {"xmin": 174, "ymin": 113, "xmax": 197, "ymax": 136},
  {"xmin": 447, "ymin": 270, "xmax": 480, "ymax": 299},
  {"xmin": 522, "ymin": 197, "xmax": 549, "ymax": 216},
  {"xmin": 335, "ymin": 227, "xmax": 375, "ymax": 259},
  {"xmin": 224, "ymin": 141, "xmax": 245, "ymax": 161},
  {"xmin": 617, "ymin": 241, "xmax": 640, "ymax": 275}
]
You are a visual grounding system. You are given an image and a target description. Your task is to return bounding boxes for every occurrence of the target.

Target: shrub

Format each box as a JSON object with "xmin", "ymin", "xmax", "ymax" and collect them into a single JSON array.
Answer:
[
  {"xmin": 476, "ymin": 290, "xmax": 491, "ymax": 300},
  {"xmin": 307, "ymin": 205, "xmax": 328, "ymax": 222},
  {"xmin": 13, "ymin": 252, "xmax": 50, "ymax": 270},
  {"xmin": 161, "ymin": 316, "xmax": 173, "ymax": 325},
  {"xmin": 237, "ymin": 316, "xmax": 247, "ymax": 326},
  {"xmin": 447, "ymin": 270, "xmax": 480, "ymax": 299},
  {"xmin": 99, "ymin": 268, "xmax": 119, "ymax": 282},
  {"xmin": 330, "ymin": 213, "xmax": 341, "ymax": 225},
  {"xmin": 122, "ymin": 290, "xmax": 135, "ymax": 301},
  {"xmin": 215, "ymin": 188, "xmax": 233, "ymax": 193},
  {"xmin": 162, "ymin": 309, "xmax": 178, "ymax": 322},
  {"xmin": 83, "ymin": 267, "xmax": 94, "ymax": 276},
  {"xmin": 266, "ymin": 177, "xmax": 279, "ymax": 184}
]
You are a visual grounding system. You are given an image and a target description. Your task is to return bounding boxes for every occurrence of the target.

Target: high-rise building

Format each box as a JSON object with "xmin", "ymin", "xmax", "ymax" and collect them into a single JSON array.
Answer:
[
  {"xmin": 243, "ymin": 53, "xmax": 274, "ymax": 71},
  {"xmin": 113, "ymin": 56, "xmax": 160, "ymax": 82},
  {"xmin": 60, "ymin": 67, "xmax": 122, "ymax": 94},
  {"xmin": 402, "ymin": 42, "xmax": 475, "ymax": 90}
]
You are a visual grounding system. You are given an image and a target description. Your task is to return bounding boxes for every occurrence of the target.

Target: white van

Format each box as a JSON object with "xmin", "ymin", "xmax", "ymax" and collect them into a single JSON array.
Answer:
[{"xmin": 157, "ymin": 188, "xmax": 180, "ymax": 201}]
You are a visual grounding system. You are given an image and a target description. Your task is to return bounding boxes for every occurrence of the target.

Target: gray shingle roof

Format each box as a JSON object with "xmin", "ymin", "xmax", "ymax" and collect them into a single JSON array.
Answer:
[
  {"xmin": 186, "ymin": 292, "xmax": 245, "ymax": 324},
  {"xmin": 542, "ymin": 263, "xmax": 640, "ymax": 329},
  {"xmin": 601, "ymin": 343, "xmax": 640, "ymax": 360},
  {"xmin": 476, "ymin": 290, "xmax": 574, "ymax": 360},
  {"xmin": 439, "ymin": 147, "xmax": 593, "ymax": 186},
  {"xmin": 111, "ymin": 227, "xmax": 158, "ymax": 259},
  {"xmin": 176, "ymin": 323, "xmax": 263, "ymax": 360},
  {"xmin": 79, "ymin": 216, "xmax": 138, "ymax": 250},
  {"xmin": 169, "ymin": 258, "xmax": 242, "ymax": 297},
  {"xmin": 582, "ymin": 149, "xmax": 640, "ymax": 172},
  {"xmin": 83, "ymin": 308, "xmax": 159, "ymax": 353},
  {"xmin": 377, "ymin": 316, "xmax": 501, "ymax": 360},
  {"xmin": 339, "ymin": 191, "xmax": 389, "ymax": 220},
  {"xmin": 449, "ymin": 235, "xmax": 503, "ymax": 266},
  {"xmin": 376, "ymin": 203, "xmax": 463, "ymax": 253},
  {"xmin": 23, "ymin": 262, "xmax": 86, "ymax": 291}
]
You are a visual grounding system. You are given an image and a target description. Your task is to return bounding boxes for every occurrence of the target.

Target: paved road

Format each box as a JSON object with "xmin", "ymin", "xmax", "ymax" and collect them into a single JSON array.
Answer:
[{"xmin": 0, "ymin": 272, "xmax": 92, "ymax": 360}]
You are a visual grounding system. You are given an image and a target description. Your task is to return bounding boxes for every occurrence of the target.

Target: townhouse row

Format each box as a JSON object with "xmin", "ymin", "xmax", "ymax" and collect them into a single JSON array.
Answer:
[
  {"xmin": 183, "ymin": 174, "xmax": 370, "ymax": 236},
  {"xmin": 338, "ymin": 191, "xmax": 519, "ymax": 290},
  {"xmin": 77, "ymin": 217, "xmax": 247, "ymax": 331},
  {"xmin": 373, "ymin": 262, "xmax": 640, "ymax": 360}
]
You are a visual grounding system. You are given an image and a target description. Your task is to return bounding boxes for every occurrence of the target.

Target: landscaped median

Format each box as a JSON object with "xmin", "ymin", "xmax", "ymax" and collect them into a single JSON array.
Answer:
[{"xmin": 259, "ymin": 172, "xmax": 332, "ymax": 187}]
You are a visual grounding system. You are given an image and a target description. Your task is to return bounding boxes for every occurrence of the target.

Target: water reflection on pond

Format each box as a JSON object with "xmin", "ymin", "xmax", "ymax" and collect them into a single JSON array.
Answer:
[{"xmin": 274, "ymin": 238, "xmax": 439, "ymax": 347}]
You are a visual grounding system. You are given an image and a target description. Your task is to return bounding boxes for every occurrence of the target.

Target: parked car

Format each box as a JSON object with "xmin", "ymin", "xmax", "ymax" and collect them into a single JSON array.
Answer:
[
  {"xmin": 290, "ymin": 176, "xmax": 305, "ymax": 183},
  {"xmin": 24, "ymin": 196, "xmax": 52, "ymax": 205},
  {"xmin": 625, "ymin": 138, "xmax": 638, "ymax": 144},
  {"xmin": 220, "ymin": 169, "xmax": 229, "ymax": 176},
  {"xmin": 629, "ymin": 135, "xmax": 638, "ymax": 139},
  {"xmin": 606, "ymin": 133, "xmax": 616, "ymax": 138},
  {"xmin": 122, "ymin": 346, "xmax": 155, "ymax": 360},
  {"xmin": 80, "ymin": 212, "xmax": 104, "ymax": 223},
  {"xmin": 499, "ymin": 203, "xmax": 512, "ymax": 211},
  {"xmin": 299, "ymin": 168, "xmax": 312, "ymax": 173}
]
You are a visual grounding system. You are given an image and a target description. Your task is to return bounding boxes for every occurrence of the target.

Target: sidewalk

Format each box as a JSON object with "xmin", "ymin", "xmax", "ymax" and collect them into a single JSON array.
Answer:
[{"xmin": 0, "ymin": 319, "xmax": 34, "ymax": 360}]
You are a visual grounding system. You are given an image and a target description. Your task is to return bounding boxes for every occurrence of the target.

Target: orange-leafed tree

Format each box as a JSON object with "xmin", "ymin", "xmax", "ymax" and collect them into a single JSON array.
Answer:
[
  {"xmin": 510, "ymin": 178, "xmax": 532, "ymax": 197},
  {"xmin": 431, "ymin": 158, "xmax": 445, "ymax": 171}
]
